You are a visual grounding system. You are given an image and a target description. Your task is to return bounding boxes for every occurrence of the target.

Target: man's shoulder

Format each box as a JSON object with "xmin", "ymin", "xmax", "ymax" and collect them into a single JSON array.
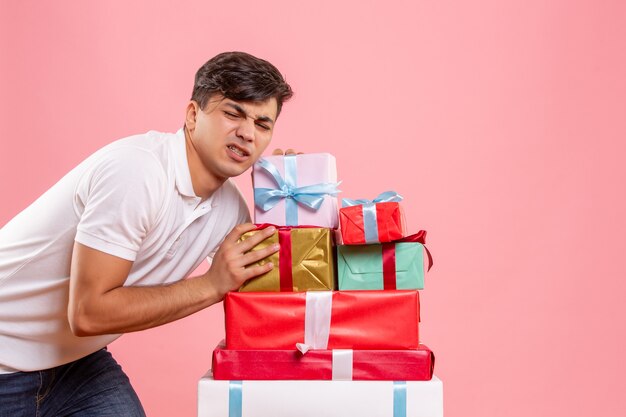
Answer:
[
  {"xmin": 102, "ymin": 130, "xmax": 177, "ymax": 156},
  {"xmin": 86, "ymin": 130, "xmax": 179, "ymax": 173},
  {"xmin": 74, "ymin": 131, "xmax": 179, "ymax": 200}
]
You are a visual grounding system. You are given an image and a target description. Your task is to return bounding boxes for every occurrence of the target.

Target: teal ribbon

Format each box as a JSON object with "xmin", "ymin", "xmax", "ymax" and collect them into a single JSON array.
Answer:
[
  {"xmin": 228, "ymin": 379, "xmax": 405, "ymax": 416},
  {"xmin": 342, "ymin": 191, "xmax": 403, "ymax": 244},
  {"xmin": 254, "ymin": 156, "xmax": 341, "ymax": 226},
  {"xmin": 228, "ymin": 381, "xmax": 242, "ymax": 417},
  {"xmin": 393, "ymin": 381, "xmax": 407, "ymax": 417}
]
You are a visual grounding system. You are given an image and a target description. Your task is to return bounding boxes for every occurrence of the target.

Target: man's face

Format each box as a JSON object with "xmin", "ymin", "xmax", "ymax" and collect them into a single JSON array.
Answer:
[{"xmin": 188, "ymin": 95, "xmax": 278, "ymax": 182}]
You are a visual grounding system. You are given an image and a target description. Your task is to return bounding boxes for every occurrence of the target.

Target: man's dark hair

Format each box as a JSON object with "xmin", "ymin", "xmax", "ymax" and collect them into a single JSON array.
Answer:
[{"xmin": 191, "ymin": 51, "xmax": 293, "ymax": 117}]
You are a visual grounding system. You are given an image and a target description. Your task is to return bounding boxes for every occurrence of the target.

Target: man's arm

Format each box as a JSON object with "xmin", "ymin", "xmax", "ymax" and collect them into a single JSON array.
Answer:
[{"xmin": 68, "ymin": 223, "xmax": 278, "ymax": 336}]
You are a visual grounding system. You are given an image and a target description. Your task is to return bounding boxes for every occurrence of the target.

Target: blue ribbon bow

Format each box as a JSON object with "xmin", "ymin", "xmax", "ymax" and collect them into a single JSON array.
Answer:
[
  {"xmin": 254, "ymin": 156, "xmax": 341, "ymax": 226},
  {"xmin": 342, "ymin": 191, "xmax": 403, "ymax": 244},
  {"xmin": 341, "ymin": 191, "xmax": 403, "ymax": 208}
]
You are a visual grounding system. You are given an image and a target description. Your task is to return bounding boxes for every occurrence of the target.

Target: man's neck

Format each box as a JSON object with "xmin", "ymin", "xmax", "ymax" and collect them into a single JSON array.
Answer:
[{"xmin": 184, "ymin": 128, "xmax": 226, "ymax": 200}]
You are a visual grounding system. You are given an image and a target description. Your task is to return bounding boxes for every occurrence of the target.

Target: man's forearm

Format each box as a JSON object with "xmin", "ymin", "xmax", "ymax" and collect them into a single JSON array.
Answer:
[
  {"xmin": 68, "ymin": 224, "xmax": 278, "ymax": 337},
  {"xmin": 70, "ymin": 273, "xmax": 220, "ymax": 336}
]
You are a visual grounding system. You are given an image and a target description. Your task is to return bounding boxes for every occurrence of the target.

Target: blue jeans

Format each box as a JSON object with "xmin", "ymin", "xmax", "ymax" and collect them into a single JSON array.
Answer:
[{"xmin": 0, "ymin": 348, "xmax": 146, "ymax": 417}]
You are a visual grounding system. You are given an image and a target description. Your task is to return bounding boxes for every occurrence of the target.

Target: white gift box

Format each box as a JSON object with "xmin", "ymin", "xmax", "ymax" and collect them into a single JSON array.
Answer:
[{"xmin": 198, "ymin": 371, "xmax": 443, "ymax": 417}]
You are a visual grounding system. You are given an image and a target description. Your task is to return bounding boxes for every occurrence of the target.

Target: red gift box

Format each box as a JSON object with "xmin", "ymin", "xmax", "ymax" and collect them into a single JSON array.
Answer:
[
  {"xmin": 339, "ymin": 202, "xmax": 406, "ymax": 245},
  {"xmin": 224, "ymin": 290, "xmax": 419, "ymax": 350},
  {"xmin": 212, "ymin": 343, "xmax": 434, "ymax": 380}
]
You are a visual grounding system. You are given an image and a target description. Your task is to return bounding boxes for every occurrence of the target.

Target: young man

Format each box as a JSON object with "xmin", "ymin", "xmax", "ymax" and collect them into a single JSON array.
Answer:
[{"xmin": 0, "ymin": 51, "xmax": 293, "ymax": 416}]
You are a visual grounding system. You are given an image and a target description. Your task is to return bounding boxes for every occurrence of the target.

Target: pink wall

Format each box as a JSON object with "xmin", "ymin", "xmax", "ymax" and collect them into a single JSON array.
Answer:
[{"xmin": 2, "ymin": 1, "xmax": 625, "ymax": 416}]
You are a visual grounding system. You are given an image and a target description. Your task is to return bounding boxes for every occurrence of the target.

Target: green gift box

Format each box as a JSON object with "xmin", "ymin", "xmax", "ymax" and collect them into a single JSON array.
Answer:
[{"xmin": 337, "ymin": 231, "xmax": 431, "ymax": 290}]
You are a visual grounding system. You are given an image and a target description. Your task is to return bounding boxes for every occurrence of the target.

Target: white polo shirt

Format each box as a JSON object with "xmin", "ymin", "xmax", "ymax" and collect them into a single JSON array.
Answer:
[{"xmin": 0, "ymin": 129, "xmax": 250, "ymax": 372}]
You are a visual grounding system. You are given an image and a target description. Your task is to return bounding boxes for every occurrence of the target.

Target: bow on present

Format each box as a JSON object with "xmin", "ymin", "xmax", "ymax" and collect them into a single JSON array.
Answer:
[
  {"xmin": 342, "ymin": 191, "xmax": 403, "ymax": 244},
  {"xmin": 381, "ymin": 230, "xmax": 434, "ymax": 289},
  {"xmin": 341, "ymin": 190, "xmax": 403, "ymax": 208},
  {"xmin": 254, "ymin": 155, "xmax": 341, "ymax": 226}
]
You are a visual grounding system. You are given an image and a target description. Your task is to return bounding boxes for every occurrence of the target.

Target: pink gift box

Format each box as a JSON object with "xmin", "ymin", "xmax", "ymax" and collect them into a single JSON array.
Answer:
[{"xmin": 252, "ymin": 153, "xmax": 339, "ymax": 228}]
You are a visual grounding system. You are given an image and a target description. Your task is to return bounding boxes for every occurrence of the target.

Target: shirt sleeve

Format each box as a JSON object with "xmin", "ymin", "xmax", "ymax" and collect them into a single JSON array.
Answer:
[{"xmin": 74, "ymin": 147, "xmax": 166, "ymax": 261}]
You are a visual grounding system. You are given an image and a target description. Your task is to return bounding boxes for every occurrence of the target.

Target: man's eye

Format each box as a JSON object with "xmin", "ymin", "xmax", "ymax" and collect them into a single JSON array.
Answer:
[
  {"xmin": 256, "ymin": 122, "xmax": 271, "ymax": 131},
  {"xmin": 224, "ymin": 111, "xmax": 240, "ymax": 119}
]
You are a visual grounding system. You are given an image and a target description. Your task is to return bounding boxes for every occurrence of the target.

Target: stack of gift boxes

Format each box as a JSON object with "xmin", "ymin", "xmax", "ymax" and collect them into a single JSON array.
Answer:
[{"xmin": 199, "ymin": 153, "xmax": 443, "ymax": 417}]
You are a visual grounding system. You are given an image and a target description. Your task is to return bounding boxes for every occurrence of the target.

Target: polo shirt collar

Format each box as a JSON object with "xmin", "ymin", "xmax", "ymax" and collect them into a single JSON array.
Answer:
[{"xmin": 172, "ymin": 128, "xmax": 198, "ymax": 198}]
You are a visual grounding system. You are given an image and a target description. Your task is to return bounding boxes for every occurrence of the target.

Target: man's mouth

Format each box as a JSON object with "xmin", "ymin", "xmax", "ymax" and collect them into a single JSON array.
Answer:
[{"xmin": 227, "ymin": 144, "xmax": 250, "ymax": 158}]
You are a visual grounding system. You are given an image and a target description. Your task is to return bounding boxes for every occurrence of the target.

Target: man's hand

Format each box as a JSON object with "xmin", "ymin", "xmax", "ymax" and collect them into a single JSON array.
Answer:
[{"xmin": 203, "ymin": 223, "xmax": 279, "ymax": 299}]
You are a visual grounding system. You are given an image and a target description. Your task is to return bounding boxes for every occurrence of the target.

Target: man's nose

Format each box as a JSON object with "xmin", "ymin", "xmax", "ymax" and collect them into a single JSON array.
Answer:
[{"xmin": 236, "ymin": 118, "xmax": 255, "ymax": 142}]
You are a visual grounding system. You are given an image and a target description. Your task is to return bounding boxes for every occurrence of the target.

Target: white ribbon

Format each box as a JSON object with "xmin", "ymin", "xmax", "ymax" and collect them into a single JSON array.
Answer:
[
  {"xmin": 296, "ymin": 291, "xmax": 333, "ymax": 354},
  {"xmin": 332, "ymin": 349, "xmax": 353, "ymax": 380}
]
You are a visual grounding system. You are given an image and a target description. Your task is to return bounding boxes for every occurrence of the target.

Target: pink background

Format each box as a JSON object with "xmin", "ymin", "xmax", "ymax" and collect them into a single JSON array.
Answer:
[{"xmin": 1, "ymin": 1, "xmax": 625, "ymax": 416}]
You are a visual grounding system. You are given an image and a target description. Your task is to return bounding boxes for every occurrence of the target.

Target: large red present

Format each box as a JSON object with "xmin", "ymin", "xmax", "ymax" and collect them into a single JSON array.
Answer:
[
  {"xmin": 339, "ymin": 192, "xmax": 406, "ymax": 245},
  {"xmin": 212, "ymin": 343, "xmax": 434, "ymax": 380},
  {"xmin": 224, "ymin": 290, "xmax": 419, "ymax": 350}
]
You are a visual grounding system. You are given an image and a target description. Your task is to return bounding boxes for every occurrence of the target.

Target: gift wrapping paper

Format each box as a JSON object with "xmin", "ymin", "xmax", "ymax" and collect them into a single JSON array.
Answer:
[
  {"xmin": 253, "ymin": 153, "xmax": 340, "ymax": 228},
  {"xmin": 238, "ymin": 225, "xmax": 335, "ymax": 292},
  {"xmin": 339, "ymin": 201, "xmax": 406, "ymax": 245},
  {"xmin": 198, "ymin": 372, "xmax": 444, "ymax": 417},
  {"xmin": 224, "ymin": 290, "xmax": 419, "ymax": 350},
  {"xmin": 337, "ymin": 230, "xmax": 432, "ymax": 290},
  {"xmin": 212, "ymin": 343, "xmax": 434, "ymax": 380},
  {"xmin": 337, "ymin": 244, "xmax": 423, "ymax": 290}
]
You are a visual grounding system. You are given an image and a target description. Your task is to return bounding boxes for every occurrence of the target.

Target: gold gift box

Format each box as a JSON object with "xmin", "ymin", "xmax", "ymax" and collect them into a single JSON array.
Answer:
[{"xmin": 238, "ymin": 227, "xmax": 336, "ymax": 292}]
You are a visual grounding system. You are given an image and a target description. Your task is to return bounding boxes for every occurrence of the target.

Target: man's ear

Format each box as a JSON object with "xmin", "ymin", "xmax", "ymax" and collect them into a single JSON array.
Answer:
[{"xmin": 185, "ymin": 101, "xmax": 200, "ymax": 132}]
